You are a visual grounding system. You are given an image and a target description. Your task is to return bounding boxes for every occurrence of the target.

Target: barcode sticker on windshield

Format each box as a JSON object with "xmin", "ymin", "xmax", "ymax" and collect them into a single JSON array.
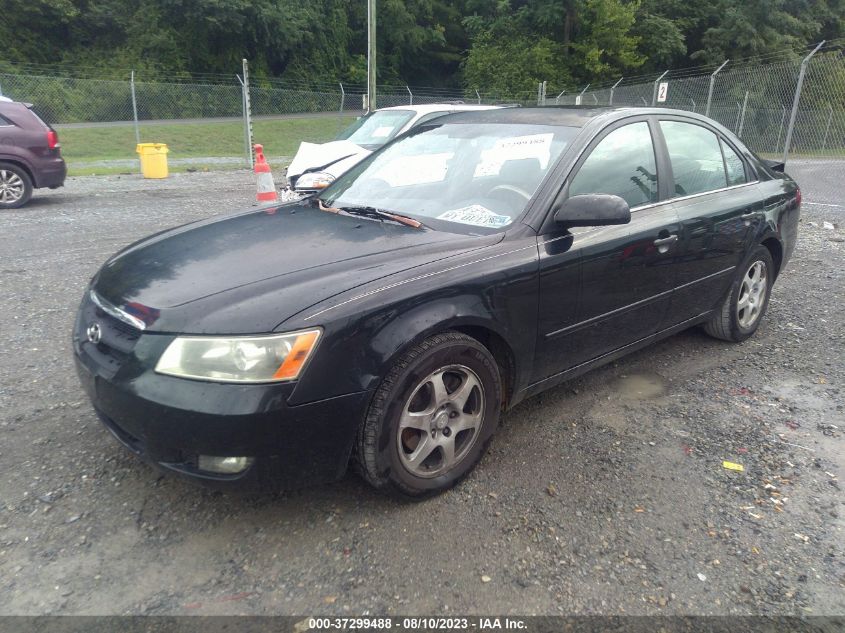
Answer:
[{"xmin": 438, "ymin": 205, "xmax": 511, "ymax": 228}]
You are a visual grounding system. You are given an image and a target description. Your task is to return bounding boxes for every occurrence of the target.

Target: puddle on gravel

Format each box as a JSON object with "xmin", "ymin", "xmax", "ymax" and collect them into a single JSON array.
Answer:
[
  {"xmin": 614, "ymin": 373, "xmax": 666, "ymax": 400},
  {"xmin": 588, "ymin": 373, "xmax": 668, "ymax": 434}
]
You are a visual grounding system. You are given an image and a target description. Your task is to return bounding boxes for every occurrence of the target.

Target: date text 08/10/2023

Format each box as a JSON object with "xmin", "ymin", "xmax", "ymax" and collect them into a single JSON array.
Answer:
[{"xmin": 306, "ymin": 617, "xmax": 528, "ymax": 631}]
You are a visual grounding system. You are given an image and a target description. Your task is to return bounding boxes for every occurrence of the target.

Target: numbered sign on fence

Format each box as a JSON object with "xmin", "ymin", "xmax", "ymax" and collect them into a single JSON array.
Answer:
[{"xmin": 657, "ymin": 82, "xmax": 668, "ymax": 103}]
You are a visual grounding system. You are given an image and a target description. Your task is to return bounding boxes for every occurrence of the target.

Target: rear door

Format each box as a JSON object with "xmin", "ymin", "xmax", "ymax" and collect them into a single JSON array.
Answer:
[
  {"xmin": 533, "ymin": 118, "xmax": 681, "ymax": 380},
  {"xmin": 655, "ymin": 118, "xmax": 763, "ymax": 324}
]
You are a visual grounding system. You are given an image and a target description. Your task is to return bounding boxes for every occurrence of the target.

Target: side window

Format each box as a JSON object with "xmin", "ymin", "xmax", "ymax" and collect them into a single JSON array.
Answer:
[
  {"xmin": 568, "ymin": 122, "xmax": 658, "ymax": 207},
  {"xmin": 0, "ymin": 114, "xmax": 12, "ymax": 126},
  {"xmin": 660, "ymin": 121, "xmax": 727, "ymax": 196},
  {"xmin": 721, "ymin": 139, "xmax": 747, "ymax": 186}
]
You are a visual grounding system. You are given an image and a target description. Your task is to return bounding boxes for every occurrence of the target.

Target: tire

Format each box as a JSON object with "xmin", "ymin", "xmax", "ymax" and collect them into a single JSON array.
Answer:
[
  {"xmin": 704, "ymin": 245, "xmax": 774, "ymax": 342},
  {"xmin": 0, "ymin": 162, "xmax": 33, "ymax": 209},
  {"xmin": 355, "ymin": 331, "xmax": 502, "ymax": 499}
]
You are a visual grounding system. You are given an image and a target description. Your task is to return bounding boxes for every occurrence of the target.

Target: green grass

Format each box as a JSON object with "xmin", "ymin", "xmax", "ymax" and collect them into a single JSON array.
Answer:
[{"xmin": 57, "ymin": 116, "xmax": 355, "ymax": 174}]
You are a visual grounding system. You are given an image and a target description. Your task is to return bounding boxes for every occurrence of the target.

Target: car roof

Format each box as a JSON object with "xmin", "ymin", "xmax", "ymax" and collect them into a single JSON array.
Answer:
[
  {"xmin": 378, "ymin": 103, "xmax": 499, "ymax": 114},
  {"xmin": 437, "ymin": 106, "xmax": 726, "ymax": 128}
]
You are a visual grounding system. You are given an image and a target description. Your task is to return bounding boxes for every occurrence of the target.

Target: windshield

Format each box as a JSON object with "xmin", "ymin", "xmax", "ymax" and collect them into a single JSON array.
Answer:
[
  {"xmin": 320, "ymin": 123, "xmax": 578, "ymax": 233},
  {"xmin": 338, "ymin": 110, "xmax": 416, "ymax": 148}
]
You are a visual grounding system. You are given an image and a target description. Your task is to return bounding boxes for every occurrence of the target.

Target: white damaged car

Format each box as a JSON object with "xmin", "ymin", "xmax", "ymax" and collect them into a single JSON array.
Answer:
[{"xmin": 284, "ymin": 104, "xmax": 500, "ymax": 197}]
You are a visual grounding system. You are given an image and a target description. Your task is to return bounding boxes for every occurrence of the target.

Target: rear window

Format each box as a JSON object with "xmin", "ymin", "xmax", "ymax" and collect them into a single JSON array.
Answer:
[
  {"xmin": 26, "ymin": 108, "xmax": 51, "ymax": 129},
  {"xmin": 660, "ymin": 121, "xmax": 727, "ymax": 196},
  {"xmin": 721, "ymin": 140, "xmax": 748, "ymax": 186}
]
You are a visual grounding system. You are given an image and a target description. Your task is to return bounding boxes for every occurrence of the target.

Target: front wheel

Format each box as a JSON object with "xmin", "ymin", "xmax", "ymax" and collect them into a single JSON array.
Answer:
[
  {"xmin": 355, "ymin": 332, "xmax": 502, "ymax": 498},
  {"xmin": 704, "ymin": 245, "xmax": 774, "ymax": 342}
]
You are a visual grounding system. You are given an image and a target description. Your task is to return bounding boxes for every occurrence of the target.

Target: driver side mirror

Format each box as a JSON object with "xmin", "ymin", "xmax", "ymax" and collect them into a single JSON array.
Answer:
[{"xmin": 553, "ymin": 193, "xmax": 631, "ymax": 227}]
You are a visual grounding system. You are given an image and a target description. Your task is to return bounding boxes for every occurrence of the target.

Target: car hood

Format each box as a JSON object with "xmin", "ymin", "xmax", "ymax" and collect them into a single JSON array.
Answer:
[
  {"xmin": 286, "ymin": 140, "xmax": 371, "ymax": 180},
  {"xmin": 92, "ymin": 202, "xmax": 498, "ymax": 334}
]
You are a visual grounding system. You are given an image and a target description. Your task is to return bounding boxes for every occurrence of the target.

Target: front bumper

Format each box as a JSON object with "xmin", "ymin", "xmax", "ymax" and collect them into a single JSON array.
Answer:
[{"xmin": 72, "ymin": 299, "xmax": 370, "ymax": 490}]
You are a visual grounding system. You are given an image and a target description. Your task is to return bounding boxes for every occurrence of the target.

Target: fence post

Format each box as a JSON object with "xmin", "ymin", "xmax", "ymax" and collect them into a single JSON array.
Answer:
[
  {"xmin": 690, "ymin": 98, "xmax": 696, "ymax": 112},
  {"xmin": 339, "ymin": 82, "xmax": 345, "ymax": 113},
  {"xmin": 366, "ymin": 0, "xmax": 376, "ymax": 111},
  {"xmin": 406, "ymin": 85, "xmax": 413, "ymax": 105},
  {"xmin": 542, "ymin": 81, "xmax": 547, "ymax": 106},
  {"xmin": 238, "ymin": 59, "xmax": 254, "ymax": 169},
  {"xmin": 651, "ymin": 70, "xmax": 668, "ymax": 106},
  {"xmin": 577, "ymin": 83, "xmax": 590, "ymax": 105},
  {"xmin": 130, "ymin": 70, "xmax": 140, "ymax": 146},
  {"xmin": 821, "ymin": 104, "xmax": 834, "ymax": 152},
  {"xmin": 775, "ymin": 106, "xmax": 787, "ymax": 153},
  {"xmin": 537, "ymin": 82, "xmax": 542, "ymax": 106},
  {"xmin": 608, "ymin": 77, "xmax": 623, "ymax": 106},
  {"xmin": 554, "ymin": 90, "xmax": 565, "ymax": 105},
  {"xmin": 705, "ymin": 59, "xmax": 729, "ymax": 117},
  {"xmin": 782, "ymin": 40, "xmax": 825, "ymax": 165},
  {"xmin": 737, "ymin": 91, "xmax": 749, "ymax": 137},
  {"xmin": 475, "ymin": 89, "xmax": 481, "ymax": 105},
  {"xmin": 237, "ymin": 74, "xmax": 249, "ymax": 168}
]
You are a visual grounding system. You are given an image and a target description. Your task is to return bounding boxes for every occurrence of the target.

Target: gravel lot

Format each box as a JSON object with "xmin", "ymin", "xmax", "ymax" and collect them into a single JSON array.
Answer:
[{"xmin": 0, "ymin": 171, "xmax": 842, "ymax": 616}]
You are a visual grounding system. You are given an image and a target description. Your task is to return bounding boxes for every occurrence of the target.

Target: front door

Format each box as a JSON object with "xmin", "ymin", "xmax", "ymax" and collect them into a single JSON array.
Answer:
[{"xmin": 534, "ymin": 119, "xmax": 681, "ymax": 381}]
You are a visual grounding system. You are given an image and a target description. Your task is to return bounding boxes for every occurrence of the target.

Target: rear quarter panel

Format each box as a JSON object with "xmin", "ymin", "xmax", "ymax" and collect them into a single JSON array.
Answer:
[{"xmin": 755, "ymin": 173, "xmax": 800, "ymax": 274}]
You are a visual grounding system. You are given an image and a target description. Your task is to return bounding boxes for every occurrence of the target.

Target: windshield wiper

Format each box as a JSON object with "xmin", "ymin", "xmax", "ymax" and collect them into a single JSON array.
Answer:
[
  {"xmin": 336, "ymin": 205, "xmax": 424, "ymax": 229},
  {"xmin": 300, "ymin": 153, "xmax": 357, "ymax": 176}
]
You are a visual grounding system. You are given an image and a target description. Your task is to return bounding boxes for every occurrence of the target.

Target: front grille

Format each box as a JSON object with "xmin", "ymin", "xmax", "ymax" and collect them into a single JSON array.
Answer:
[
  {"xmin": 76, "ymin": 293, "xmax": 142, "ymax": 377},
  {"xmin": 92, "ymin": 307, "xmax": 141, "ymax": 354},
  {"xmin": 105, "ymin": 313, "xmax": 141, "ymax": 340}
]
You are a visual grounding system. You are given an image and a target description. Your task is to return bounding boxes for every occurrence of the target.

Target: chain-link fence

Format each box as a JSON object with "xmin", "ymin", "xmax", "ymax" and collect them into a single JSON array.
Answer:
[
  {"xmin": 537, "ymin": 41, "xmax": 844, "ymax": 203},
  {"xmin": 0, "ymin": 42, "xmax": 842, "ymax": 197}
]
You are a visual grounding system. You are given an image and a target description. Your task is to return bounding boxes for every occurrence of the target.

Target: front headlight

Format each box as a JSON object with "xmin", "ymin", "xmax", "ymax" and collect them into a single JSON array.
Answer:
[
  {"xmin": 155, "ymin": 329, "xmax": 321, "ymax": 383},
  {"xmin": 295, "ymin": 171, "xmax": 335, "ymax": 190}
]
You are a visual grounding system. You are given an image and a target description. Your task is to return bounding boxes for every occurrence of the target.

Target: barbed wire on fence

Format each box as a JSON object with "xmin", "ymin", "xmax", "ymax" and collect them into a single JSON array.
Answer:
[{"xmin": 0, "ymin": 38, "xmax": 842, "ymax": 173}]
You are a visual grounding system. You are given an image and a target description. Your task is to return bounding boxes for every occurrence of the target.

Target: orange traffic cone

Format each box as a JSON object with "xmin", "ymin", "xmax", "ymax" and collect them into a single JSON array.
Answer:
[{"xmin": 254, "ymin": 144, "xmax": 278, "ymax": 203}]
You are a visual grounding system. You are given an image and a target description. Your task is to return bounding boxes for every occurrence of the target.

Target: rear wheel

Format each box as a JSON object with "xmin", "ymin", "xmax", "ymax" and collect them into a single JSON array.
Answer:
[
  {"xmin": 0, "ymin": 163, "xmax": 33, "ymax": 209},
  {"xmin": 355, "ymin": 332, "xmax": 502, "ymax": 498},
  {"xmin": 704, "ymin": 245, "xmax": 774, "ymax": 342}
]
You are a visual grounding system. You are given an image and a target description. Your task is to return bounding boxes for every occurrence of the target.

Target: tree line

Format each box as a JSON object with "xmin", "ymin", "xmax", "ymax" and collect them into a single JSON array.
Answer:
[{"xmin": 2, "ymin": 0, "xmax": 843, "ymax": 92}]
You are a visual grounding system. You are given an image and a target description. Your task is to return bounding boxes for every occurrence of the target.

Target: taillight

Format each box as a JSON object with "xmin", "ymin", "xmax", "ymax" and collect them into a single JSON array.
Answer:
[
  {"xmin": 46, "ymin": 129, "xmax": 59, "ymax": 149},
  {"xmin": 795, "ymin": 187, "xmax": 801, "ymax": 207}
]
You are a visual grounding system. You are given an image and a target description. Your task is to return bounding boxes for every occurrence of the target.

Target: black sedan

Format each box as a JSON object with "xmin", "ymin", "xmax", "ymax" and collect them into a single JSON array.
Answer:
[{"xmin": 73, "ymin": 107, "xmax": 800, "ymax": 497}]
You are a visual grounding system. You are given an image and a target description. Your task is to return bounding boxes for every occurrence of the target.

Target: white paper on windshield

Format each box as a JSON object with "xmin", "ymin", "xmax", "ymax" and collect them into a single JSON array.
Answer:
[
  {"xmin": 438, "ymin": 205, "xmax": 511, "ymax": 228},
  {"xmin": 474, "ymin": 132, "xmax": 554, "ymax": 177},
  {"xmin": 372, "ymin": 126, "xmax": 395, "ymax": 138},
  {"xmin": 375, "ymin": 152, "xmax": 451, "ymax": 186}
]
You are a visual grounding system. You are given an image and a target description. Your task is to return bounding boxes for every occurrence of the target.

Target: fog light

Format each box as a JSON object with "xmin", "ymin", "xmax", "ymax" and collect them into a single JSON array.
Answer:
[{"xmin": 197, "ymin": 455, "xmax": 254, "ymax": 474}]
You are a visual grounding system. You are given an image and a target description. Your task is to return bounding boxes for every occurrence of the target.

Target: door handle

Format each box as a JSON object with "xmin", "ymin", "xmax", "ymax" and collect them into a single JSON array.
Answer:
[
  {"xmin": 741, "ymin": 211, "xmax": 760, "ymax": 225},
  {"xmin": 653, "ymin": 235, "xmax": 678, "ymax": 246},
  {"xmin": 653, "ymin": 234, "xmax": 678, "ymax": 254}
]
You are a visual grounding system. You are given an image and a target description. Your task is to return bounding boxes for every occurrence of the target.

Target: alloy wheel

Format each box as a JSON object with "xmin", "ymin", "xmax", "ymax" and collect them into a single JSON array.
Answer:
[
  {"xmin": 737, "ymin": 260, "xmax": 768, "ymax": 329},
  {"xmin": 0, "ymin": 170, "xmax": 25, "ymax": 204},
  {"xmin": 397, "ymin": 364, "xmax": 485, "ymax": 478}
]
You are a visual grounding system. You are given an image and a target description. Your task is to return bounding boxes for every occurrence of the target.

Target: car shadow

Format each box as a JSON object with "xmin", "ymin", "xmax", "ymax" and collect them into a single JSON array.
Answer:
[
  {"xmin": 113, "ymin": 324, "xmax": 722, "ymax": 520},
  {"xmin": 14, "ymin": 194, "xmax": 77, "ymax": 209}
]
